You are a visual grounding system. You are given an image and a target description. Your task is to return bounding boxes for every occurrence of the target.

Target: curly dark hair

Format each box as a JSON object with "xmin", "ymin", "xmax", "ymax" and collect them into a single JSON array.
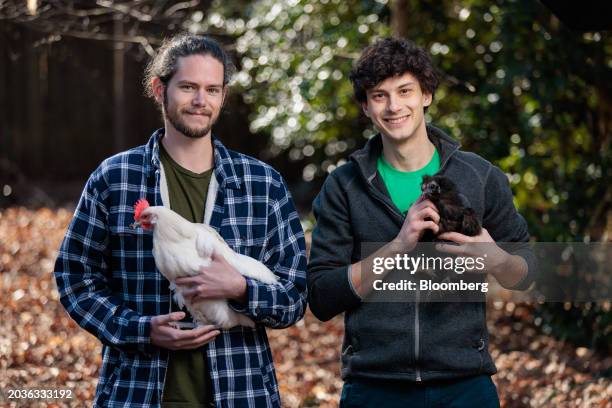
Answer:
[
  {"xmin": 349, "ymin": 37, "xmax": 441, "ymax": 104},
  {"xmin": 143, "ymin": 34, "xmax": 235, "ymax": 104}
]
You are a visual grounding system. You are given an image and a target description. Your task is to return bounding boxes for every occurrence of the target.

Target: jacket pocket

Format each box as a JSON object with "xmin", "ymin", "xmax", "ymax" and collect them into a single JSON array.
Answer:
[
  {"xmin": 476, "ymin": 337, "xmax": 486, "ymax": 373},
  {"xmin": 108, "ymin": 212, "xmax": 152, "ymax": 255},
  {"xmin": 344, "ymin": 302, "xmax": 416, "ymax": 374},
  {"xmin": 351, "ymin": 332, "xmax": 415, "ymax": 373},
  {"xmin": 109, "ymin": 212, "xmax": 150, "ymax": 237},
  {"xmin": 418, "ymin": 302, "xmax": 487, "ymax": 373}
]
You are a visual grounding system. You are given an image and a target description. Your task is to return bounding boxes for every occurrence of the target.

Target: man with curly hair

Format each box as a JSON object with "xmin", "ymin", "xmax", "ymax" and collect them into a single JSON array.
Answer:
[{"xmin": 308, "ymin": 38, "xmax": 536, "ymax": 407}]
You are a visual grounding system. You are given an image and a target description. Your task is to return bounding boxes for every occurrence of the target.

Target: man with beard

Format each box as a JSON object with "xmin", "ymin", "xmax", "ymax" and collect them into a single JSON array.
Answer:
[{"xmin": 54, "ymin": 34, "xmax": 307, "ymax": 407}]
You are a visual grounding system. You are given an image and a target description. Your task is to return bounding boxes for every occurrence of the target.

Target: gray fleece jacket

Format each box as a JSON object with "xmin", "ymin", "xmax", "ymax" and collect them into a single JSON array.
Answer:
[{"xmin": 307, "ymin": 125, "xmax": 536, "ymax": 382}]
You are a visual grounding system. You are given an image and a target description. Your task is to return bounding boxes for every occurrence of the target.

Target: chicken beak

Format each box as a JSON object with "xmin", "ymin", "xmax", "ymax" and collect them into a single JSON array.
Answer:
[{"xmin": 130, "ymin": 221, "xmax": 141, "ymax": 229}]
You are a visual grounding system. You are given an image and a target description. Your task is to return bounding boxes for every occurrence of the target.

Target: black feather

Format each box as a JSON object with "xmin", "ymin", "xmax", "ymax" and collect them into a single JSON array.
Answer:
[{"xmin": 419, "ymin": 175, "xmax": 481, "ymax": 241}]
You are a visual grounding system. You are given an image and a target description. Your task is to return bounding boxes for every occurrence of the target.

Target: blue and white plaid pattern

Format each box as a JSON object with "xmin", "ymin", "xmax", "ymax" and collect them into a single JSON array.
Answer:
[{"xmin": 54, "ymin": 129, "xmax": 307, "ymax": 407}]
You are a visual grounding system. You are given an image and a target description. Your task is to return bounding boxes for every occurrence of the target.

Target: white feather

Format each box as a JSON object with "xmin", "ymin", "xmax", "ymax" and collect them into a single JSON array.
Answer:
[{"xmin": 143, "ymin": 206, "xmax": 278, "ymax": 329}]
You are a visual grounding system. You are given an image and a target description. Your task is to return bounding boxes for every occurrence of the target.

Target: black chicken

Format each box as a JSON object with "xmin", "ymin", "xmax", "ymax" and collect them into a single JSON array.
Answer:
[{"xmin": 420, "ymin": 175, "xmax": 481, "ymax": 241}]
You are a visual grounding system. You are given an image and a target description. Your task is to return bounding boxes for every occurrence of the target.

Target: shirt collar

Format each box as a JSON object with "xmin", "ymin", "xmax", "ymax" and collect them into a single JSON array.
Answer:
[
  {"xmin": 349, "ymin": 124, "xmax": 461, "ymax": 182},
  {"xmin": 145, "ymin": 128, "xmax": 241, "ymax": 190},
  {"xmin": 212, "ymin": 136, "xmax": 241, "ymax": 190}
]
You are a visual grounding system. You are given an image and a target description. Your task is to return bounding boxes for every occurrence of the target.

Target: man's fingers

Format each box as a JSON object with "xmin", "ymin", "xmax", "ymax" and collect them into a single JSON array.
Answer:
[
  {"xmin": 412, "ymin": 199, "xmax": 438, "ymax": 213},
  {"xmin": 415, "ymin": 207, "xmax": 440, "ymax": 224},
  {"xmin": 189, "ymin": 325, "xmax": 218, "ymax": 338},
  {"xmin": 416, "ymin": 220, "xmax": 439, "ymax": 234},
  {"xmin": 175, "ymin": 324, "xmax": 217, "ymax": 339},
  {"xmin": 436, "ymin": 243, "xmax": 467, "ymax": 256},
  {"xmin": 192, "ymin": 329, "xmax": 221, "ymax": 346},
  {"xmin": 153, "ymin": 311, "xmax": 185, "ymax": 326},
  {"xmin": 181, "ymin": 285, "xmax": 202, "ymax": 298},
  {"xmin": 175, "ymin": 276, "xmax": 198, "ymax": 286},
  {"xmin": 175, "ymin": 329, "xmax": 221, "ymax": 349},
  {"xmin": 410, "ymin": 204, "xmax": 439, "ymax": 222},
  {"xmin": 438, "ymin": 232, "xmax": 470, "ymax": 243}
]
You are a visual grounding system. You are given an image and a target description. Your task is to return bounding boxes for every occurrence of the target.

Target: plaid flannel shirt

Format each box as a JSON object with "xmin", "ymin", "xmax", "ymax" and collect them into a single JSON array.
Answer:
[{"xmin": 54, "ymin": 130, "xmax": 307, "ymax": 407}]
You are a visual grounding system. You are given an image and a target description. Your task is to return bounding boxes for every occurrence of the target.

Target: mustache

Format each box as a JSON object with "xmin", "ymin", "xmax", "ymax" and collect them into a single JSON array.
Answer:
[{"xmin": 183, "ymin": 109, "xmax": 213, "ymax": 116}]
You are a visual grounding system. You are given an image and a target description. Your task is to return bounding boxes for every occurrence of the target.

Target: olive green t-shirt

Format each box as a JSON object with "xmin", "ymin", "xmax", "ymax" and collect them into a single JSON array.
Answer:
[
  {"xmin": 377, "ymin": 148, "xmax": 440, "ymax": 214},
  {"xmin": 159, "ymin": 143, "xmax": 214, "ymax": 408}
]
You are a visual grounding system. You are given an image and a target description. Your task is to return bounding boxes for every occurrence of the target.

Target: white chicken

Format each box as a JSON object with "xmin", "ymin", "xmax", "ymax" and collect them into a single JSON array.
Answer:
[{"xmin": 132, "ymin": 198, "xmax": 278, "ymax": 329}]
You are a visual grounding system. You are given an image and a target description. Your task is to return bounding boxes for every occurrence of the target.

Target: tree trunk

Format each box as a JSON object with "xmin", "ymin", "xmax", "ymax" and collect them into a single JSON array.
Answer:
[
  {"xmin": 0, "ymin": 28, "xmax": 8, "ymax": 162},
  {"xmin": 27, "ymin": 31, "xmax": 43, "ymax": 175},
  {"xmin": 113, "ymin": 14, "xmax": 126, "ymax": 153},
  {"xmin": 391, "ymin": 0, "xmax": 411, "ymax": 38}
]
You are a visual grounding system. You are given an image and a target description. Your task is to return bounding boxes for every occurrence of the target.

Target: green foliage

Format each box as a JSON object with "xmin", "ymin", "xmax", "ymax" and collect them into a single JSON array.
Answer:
[
  {"xmin": 536, "ymin": 302, "xmax": 611, "ymax": 354},
  {"xmin": 201, "ymin": 0, "xmax": 392, "ymax": 180},
  {"xmin": 201, "ymin": 0, "xmax": 610, "ymax": 241},
  {"xmin": 199, "ymin": 0, "xmax": 611, "ymax": 351}
]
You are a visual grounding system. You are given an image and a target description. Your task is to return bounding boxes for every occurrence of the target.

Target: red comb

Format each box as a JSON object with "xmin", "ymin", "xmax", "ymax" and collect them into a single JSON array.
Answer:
[{"xmin": 134, "ymin": 199, "xmax": 150, "ymax": 221}]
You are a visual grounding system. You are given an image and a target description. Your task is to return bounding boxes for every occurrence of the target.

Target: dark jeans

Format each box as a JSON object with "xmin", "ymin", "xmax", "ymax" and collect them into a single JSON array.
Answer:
[{"xmin": 339, "ymin": 375, "xmax": 500, "ymax": 408}]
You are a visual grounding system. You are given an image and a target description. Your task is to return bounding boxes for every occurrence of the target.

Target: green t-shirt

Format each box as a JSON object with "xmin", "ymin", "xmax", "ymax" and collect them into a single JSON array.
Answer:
[
  {"xmin": 159, "ymin": 143, "xmax": 214, "ymax": 408},
  {"xmin": 377, "ymin": 148, "xmax": 440, "ymax": 214}
]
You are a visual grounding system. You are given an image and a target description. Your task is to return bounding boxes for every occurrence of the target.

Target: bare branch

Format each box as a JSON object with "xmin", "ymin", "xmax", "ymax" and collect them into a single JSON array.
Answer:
[
  {"xmin": 95, "ymin": 0, "xmax": 153, "ymax": 22},
  {"xmin": 10, "ymin": 18, "xmax": 161, "ymax": 57},
  {"xmin": 445, "ymin": 74, "xmax": 477, "ymax": 93},
  {"xmin": 64, "ymin": 8, "xmax": 115, "ymax": 18},
  {"xmin": 0, "ymin": 0, "xmax": 219, "ymax": 56},
  {"xmin": 62, "ymin": 29, "xmax": 159, "ymax": 56},
  {"xmin": 164, "ymin": 0, "xmax": 200, "ymax": 18}
]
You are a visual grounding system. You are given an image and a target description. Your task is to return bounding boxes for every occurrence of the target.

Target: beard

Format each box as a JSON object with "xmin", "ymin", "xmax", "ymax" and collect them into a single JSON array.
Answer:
[{"xmin": 163, "ymin": 89, "xmax": 216, "ymax": 139}]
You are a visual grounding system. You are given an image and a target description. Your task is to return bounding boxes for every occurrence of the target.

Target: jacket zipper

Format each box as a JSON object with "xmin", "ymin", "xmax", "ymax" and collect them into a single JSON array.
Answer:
[
  {"xmin": 365, "ymin": 181, "xmax": 424, "ymax": 380},
  {"xmin": 415, "ymin": 288, "xmax": 421, "ymax": 381},
  {"xmin": 359, "ymin": 136, "xmax": 460, "ymax": 383},
  {"xmin": 415, "ymin": 142, "xmax": 455, "ymax": 382},
  {"xmin": 365, "ymin": 178, "xmax": 405, "ymax": 225}
]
